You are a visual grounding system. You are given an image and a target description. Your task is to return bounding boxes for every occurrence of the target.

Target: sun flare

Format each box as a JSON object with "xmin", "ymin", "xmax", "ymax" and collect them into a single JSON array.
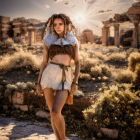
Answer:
[{"xmin": 76, "ymin": 15, "xmax": 85, "ymax": 22}]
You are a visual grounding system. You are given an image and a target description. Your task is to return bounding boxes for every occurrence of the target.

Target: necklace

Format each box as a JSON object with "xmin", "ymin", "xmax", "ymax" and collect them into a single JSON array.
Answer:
[{"xmin": 60, "ymin": 38, "xmax": 64, "ymax": 47}]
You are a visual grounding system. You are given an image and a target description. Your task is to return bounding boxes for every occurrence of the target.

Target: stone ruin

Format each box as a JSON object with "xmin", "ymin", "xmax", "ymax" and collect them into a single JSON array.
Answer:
[
  {"xmin": 102, "ymin": 2, "xmax": 140, "ymax": 48},
  {"xmin": 0, "ymin": 16, "xmax": 45, "ymax": 46},
  {"xmin": 76, "ymin": 29, "xmax": 94, "ymax": 44}
]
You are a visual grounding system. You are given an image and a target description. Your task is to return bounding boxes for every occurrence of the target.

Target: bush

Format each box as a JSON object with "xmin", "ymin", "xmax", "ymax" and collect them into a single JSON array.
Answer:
[
  {"xmin": 90, "ymin": 64, "xmax": 111, "ymax": 78},
  {"xmin": 82, "ymin": 84, "xmax": 140, "ymax": 140},
  {"xmin": 133, "ymin": 64, "xmax": 140, "ymax": 87},
  {"xmin": 90, "ymin": 66, "xmax": 102, "ymax": 78},
  {"xmin": 79, "ymin": 73, "xmax": 92, "ymax": 81},
  {"xmin": 100, "ymin": 64, "xmax": 111, "ymax": 77},
  {"xmin": 80, "ymin": 57, "xmax": 100, "ymax": 73},
  {"xmin": 128, "ymin": 52, "xmax": 140, "ymax": 72},
  {"xmin": 108, "ymin": 52, "xmax": 126, "ymax": 62},
  {"xmin": 4, "ymin": 38, "xmax": 14, "ymax": 46},
  {"xmin": 0, "ymin": 51, "xmax": 41, "ymax": 73},
  {"xmin": 88, "ymin": 51, "xmax": 107, "ymax": 60},
  {"xmin": 114, "ymin": 69, "xmax": 133, "ymax": 83}
]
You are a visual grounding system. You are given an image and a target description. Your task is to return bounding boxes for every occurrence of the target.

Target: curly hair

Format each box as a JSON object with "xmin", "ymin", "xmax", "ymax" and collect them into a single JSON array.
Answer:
[{"xmin": 45, "ymin": 13, "xmax": 75, "ymax": 38}]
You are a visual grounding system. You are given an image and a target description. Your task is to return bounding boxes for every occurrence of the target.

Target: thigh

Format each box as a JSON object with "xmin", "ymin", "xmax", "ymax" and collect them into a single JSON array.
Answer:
[
  {"xmin": 43, "ymin": 87, "xmax": 55, "ymax": 111},
  {"xmin": 52, "ymin": 90, "xmax": 68, "ymax": 114}
]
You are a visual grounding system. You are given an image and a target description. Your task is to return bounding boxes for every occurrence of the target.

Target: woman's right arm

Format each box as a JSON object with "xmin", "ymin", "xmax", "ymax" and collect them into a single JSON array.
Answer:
[{"xmin": 37, "ymin": 43, "xmax": 49, "ymax": 84}]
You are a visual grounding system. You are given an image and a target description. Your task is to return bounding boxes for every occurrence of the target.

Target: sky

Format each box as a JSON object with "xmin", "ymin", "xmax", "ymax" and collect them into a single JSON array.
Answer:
[{"xmin": 0, "ymin": 0, "xmax": 138, "ymax": 36}]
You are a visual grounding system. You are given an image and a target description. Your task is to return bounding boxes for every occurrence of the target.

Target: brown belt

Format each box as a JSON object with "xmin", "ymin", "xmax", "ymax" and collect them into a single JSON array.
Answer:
[{"xmin": 50, "ymin": 61, "xmax": 71, "ymax": 90}]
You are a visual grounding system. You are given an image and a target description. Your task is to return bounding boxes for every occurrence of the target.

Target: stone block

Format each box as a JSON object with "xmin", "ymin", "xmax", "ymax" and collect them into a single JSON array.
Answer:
[
  {"xmin": 36, "ymin": 110, "xmax": 50, "ymax": 121},
  {"xmin": 100, "ymin": 127, "xmax": 118, "ymax": 139},
  {"xmin": 12, "ymin": 91, "xmax": 24, "ymax": 104},
  {"xmin": 19, "ymin": 105, "xmax": 28, "ymax": 111},
  {"xmin": 13, "ymin": 104, "xmax": 20, "ymax": 109}
]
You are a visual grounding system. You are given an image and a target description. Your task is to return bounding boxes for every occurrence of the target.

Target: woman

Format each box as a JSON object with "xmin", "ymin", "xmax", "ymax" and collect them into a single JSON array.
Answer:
[{"xmin": 36, "ymin": 13, "xmax": 80, "ymax": 140}]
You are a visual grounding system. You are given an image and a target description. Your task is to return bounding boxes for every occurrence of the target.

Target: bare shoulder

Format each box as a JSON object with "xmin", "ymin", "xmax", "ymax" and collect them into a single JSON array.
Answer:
[
  {"xmin": 44, "ymin": 43, "xmax": 49, "ymax": 51},
  {"xmin": 75, "ymin": 38, "xmax": 79, "ymax": 48}
]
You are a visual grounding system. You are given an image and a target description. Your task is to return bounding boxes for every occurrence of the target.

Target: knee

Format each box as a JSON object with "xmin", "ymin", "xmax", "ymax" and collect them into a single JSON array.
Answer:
[{"xmin": 51, "ymin": 109, "xmax": 61, "ymax": 117}]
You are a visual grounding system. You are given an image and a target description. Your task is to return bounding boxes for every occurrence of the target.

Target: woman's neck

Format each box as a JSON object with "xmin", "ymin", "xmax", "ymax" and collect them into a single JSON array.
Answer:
[{"xmin": 58, "ymin": 32, "xmax": 64, "ymax": 38}]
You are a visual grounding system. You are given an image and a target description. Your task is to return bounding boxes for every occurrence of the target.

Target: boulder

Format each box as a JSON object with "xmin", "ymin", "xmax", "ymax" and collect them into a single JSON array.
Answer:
[
  {"xmin": 12, "ymin": 91, "xmax": 24, "ymax": 104},
  {"xmin": 36, "ymin": 110, "xmax": 50, "ymax": 122},
  {"xmin": 73, "ymin": 90, "xmax": 84, "ymax": 98},
  {"xmin": 19, "ymin": 105, "xmax": 28, "ymax": 112},
  {"xmin": 100, "ymin": 128, "xmax": 118, "ymax": 139}
]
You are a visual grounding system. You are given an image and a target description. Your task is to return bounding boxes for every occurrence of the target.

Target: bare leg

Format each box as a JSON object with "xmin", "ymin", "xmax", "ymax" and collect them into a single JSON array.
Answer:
[
  {"xmin": 51, "ymin": 89, "xmax": 68, "ymax": 140},
  {"xmin": 44, "ymin": 88, "xmax": 61, "ymax": 140}
]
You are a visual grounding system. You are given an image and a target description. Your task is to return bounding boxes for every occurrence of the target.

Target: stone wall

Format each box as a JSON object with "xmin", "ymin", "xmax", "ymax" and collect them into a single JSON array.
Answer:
[
  {"xmin": 76, "ymin": 29, "xmax": 95, "ymax": 44},
  {"xmin": 0, "ymin": 45, "xmax": 15, "ymax": 55},
  {"xmin": 0, "ymin": 16, "xmax": 44, "ymax": 46}
]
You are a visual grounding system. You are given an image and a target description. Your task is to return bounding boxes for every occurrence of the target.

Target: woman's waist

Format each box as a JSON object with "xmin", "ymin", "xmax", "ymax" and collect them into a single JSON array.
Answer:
[{"xmin": 50, "ymin": 55, "xmax": 71, "ymax": 66}]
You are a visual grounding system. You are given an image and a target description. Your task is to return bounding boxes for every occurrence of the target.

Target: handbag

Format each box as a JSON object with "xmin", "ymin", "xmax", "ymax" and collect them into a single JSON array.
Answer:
[{"xmin": 66, "ymin": 90, "xmax": 73, "ymax": 105}]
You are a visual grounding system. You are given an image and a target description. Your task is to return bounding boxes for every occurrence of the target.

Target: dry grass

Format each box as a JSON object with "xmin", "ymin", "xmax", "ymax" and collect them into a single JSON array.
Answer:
[
  {"xmin": 128, "ymin": 52, "xmax": 140, "ymax": 72},
  {"xmin": 80, "ymin": 57, "xmax": 100, "ymax": 72},
  {"xmin": 88, "ymin": 50, "xmax": 107, "ymax": 60},
  {"xmin": 133, "ymin": 64, "xmax": 140, "ymax": 86},
  {"xmin": 4, "ymin": 38, "xmax": 14, "ymax": 46},
  {"xmin": 108, "ymin": 52, "xmax": 126, "ymax": 62},
  {"xmin": 113, "ymin": 68, "xmax": 133, "ymax": 83},
  {"xmin": 79, "ymin": 73, "xmax": 92, "ymax": 81},
  {"xmin": 90, "ymin": 66, "xmax": 102, "ymax": 78},
  {"xmin": 0, "ymin": 51, "xmax": 41, "ymax": 73},
  {"xmin": 90, "ymin": 64, "xmax": 111, "ymax": 78}
]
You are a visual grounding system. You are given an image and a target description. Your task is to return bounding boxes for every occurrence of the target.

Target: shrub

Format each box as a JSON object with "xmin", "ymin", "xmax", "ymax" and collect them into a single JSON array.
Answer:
[
  {"xmin": 114, "ymin": 69, "xmax": 133, "ymax": 83},
  {"xmin": 0, "ymin": 51, "xmax": 41, "ymax": 73},
  {"xmin": 128, "ymin": 52, "xmax": 140, "ymax": 72},
  {"xmin": 80, "ymin": 57, "xmax": 100, "ymax": 73},
  {"xmin": 79, "ymin": 73, "xmax": 92, "ymax": 81},
  {"xmin": 4, "ymin": 38, "xmax": 14, "ymax": 46},
  {"xmin": 133, "ymin": 64, "xmax": 140, "ymax": 87},
  {"xmin": 108, "ymin": 52, "xmax": 126, "ymax": 62},
  {"xmin": 90, "ymin": 66, "xmax": 102, "ymax": 78},
  {"xmin": 90, "ymin": 64, "xmax": 111, "ymax": 78},
  {"xmin": 82, "ymin": 84, "xmax": 140, "ymax": 140},
  {"xmin": 88, "ymin": 51, "xmax": 107, "ymax": 60},
  {"xmin": 100, "ymin": 64, "xmax": 111, "ymax": 77}
]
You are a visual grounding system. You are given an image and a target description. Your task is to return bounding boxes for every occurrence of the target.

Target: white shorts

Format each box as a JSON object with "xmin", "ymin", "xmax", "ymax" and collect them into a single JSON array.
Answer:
[{"xmin": 40, "ymin": 62, "xmax": 73, "ymax": 90}]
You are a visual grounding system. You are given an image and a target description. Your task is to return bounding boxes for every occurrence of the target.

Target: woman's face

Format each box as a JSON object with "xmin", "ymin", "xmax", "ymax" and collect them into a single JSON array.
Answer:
[{"xmin": 53, "ymin": 18, "xmax": 65, "ymax": 35}]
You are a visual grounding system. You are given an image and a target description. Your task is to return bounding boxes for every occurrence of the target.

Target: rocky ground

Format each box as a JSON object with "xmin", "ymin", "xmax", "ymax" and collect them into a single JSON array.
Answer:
[{"xmin": 0, "ymin": 115, "xmax": 88, "ymax": 140}]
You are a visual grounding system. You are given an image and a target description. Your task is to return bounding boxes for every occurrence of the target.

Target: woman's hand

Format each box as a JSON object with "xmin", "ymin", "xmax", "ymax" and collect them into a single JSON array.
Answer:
[
  {"xmin": 36, "ymin": 84, "xmax": 43, "ymax": 96},
  {"xmin": 70, "ymin": 83, "xmax": 78, "ymax": 94}
]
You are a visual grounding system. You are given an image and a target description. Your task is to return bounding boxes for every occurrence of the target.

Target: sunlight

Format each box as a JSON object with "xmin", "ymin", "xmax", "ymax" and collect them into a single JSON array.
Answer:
[{"xmin": 76, "ymin": 15, "xmax": 84, "ymax": 22}]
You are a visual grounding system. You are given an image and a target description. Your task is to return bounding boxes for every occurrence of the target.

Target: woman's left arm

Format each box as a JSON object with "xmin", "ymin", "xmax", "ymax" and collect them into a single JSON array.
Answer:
[{"xmin": 73, "ymin": 39, "xmax": 80, "ymax": 83}]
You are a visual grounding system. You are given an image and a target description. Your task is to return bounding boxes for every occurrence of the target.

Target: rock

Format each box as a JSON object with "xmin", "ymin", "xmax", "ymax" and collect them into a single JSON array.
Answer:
[
  {"xmin": 70, "ymin": 134, "xmax": 78, "ymax": 137},
  {"xmin": 100, "ymin": 128, "xmax": 118, "ymax": 139},
  {"xmin": 13, "ymin": 104, "xmax": 20, "ymax": 109},
  {"xmin": 1, "ymin": 114, "xmax": 6, "ymax": 116},
  {"xmin": 12, "ymin": 91, "xmax": 24, "ymax": 104},
  {"xmin": 97, "ymin": 132, "xmax": 102, "ymax": 138},
  {"xmin": 29, "ymin": 105, "xmax": 33, "ymax": 110},
  {"xmin": 73, "ymin": 90, "xmax": 84, "ymax": 98},
  {"xmin": 3, "ymin": 105, "xmax": 8, "ymax": 110},
  {"xmin": 36, "ymin": 110, "xmax": 50, "ymax": 121},
  {"xmin": 19, "ymin": 105, "xmax": 28, "ymax": 112}
]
